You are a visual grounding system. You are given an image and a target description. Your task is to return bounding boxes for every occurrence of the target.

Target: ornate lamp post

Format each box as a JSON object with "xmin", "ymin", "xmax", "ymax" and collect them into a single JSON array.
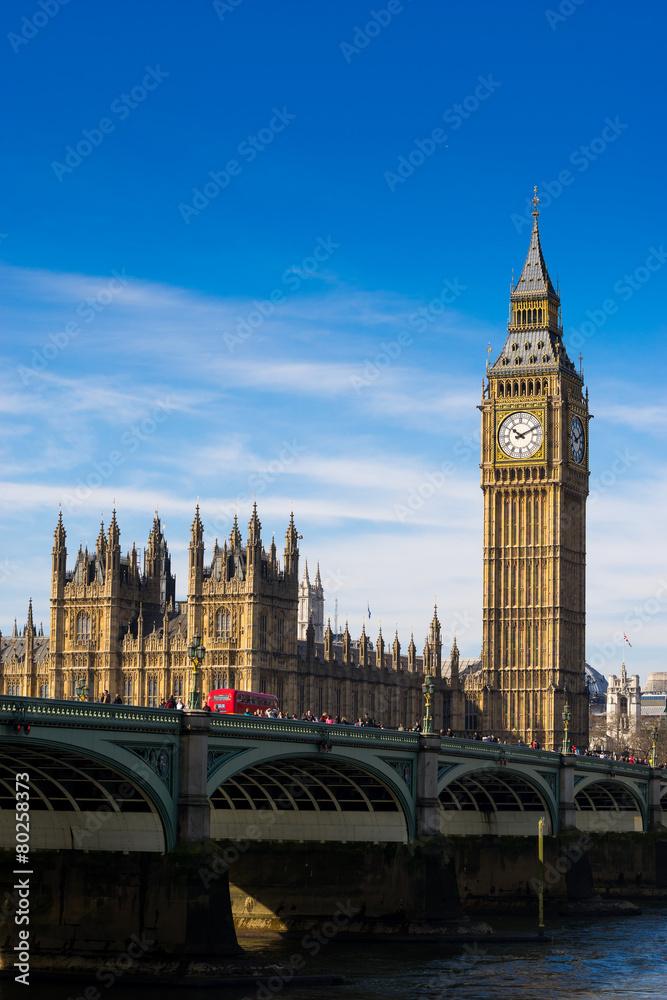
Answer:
[
  {"xmin": 422, "ymin": 674, "xmax": 435, "ymax": 734},
  {"xmin": 562, "ymin": 702, "xmax": 572, "ymax": 754},
  {"xmin": 75, "ymin": 678, "xmax": 89, "ymax": 701},
  {"xmin": 187, "ymin": 632, "xmax": 206, "ymax": 710},
  {"xmin": 649, "ymin": 722, "xmax": 659, "ymax": 768}
]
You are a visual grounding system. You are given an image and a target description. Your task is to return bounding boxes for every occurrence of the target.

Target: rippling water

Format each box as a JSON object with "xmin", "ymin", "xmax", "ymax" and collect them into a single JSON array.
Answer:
[{"xmin": 2, "ymin": 908, "xmax": 666, "ymax": 1000}]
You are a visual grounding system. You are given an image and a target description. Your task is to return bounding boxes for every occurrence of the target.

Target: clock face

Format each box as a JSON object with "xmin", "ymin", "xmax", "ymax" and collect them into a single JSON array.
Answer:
[
  {"xmin": 498, "ymin": 411, "xmax": 543, "ymax": 459},
  {"xmin": 570, "ymin": 415, "xmax": 585, "ymax": 464}
]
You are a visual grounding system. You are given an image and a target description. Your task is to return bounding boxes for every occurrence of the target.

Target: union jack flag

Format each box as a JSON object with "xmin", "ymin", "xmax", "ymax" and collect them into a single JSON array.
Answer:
[{"xmin": 623, "ymin": 633, "xmax": 633, "ymax": 647}]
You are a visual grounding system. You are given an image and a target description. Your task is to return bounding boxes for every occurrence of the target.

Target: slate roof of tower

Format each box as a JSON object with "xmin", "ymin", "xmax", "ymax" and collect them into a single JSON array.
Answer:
[
  {"xmin": 512, "ymin": 213, "xmax": 557, "ymax": 299},
  {"xmin": 489, "ymin": 209, "xmax": 580, "ymax": 380}
]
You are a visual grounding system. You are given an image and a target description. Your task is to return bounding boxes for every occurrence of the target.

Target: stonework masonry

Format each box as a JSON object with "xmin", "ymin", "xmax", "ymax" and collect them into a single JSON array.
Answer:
[{"xmin": 1, "ymin": 504, "xmax": 468, "ymax": 732}]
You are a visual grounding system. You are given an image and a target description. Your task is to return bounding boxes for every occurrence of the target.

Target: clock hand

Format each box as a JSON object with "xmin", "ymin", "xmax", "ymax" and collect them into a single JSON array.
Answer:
[{"xmin": 513, "ymin": 430, "xmax": 527, "ymax": 439}]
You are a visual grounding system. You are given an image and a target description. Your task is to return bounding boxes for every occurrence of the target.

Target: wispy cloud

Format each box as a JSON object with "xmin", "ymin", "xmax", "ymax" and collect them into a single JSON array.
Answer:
[{"xmin": 0, "ymin": 262, "xmax": 664, "ymax": 680}]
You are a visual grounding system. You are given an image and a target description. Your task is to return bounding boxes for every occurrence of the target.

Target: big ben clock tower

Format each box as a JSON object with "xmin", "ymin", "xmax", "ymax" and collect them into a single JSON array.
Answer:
[{"xmin": 479, "ymin": 192, "xmax": 590, "ymax": 750}]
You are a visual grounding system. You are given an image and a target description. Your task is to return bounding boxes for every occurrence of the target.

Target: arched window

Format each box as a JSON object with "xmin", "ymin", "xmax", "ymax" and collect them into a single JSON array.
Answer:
[
  {"xmin": 619, "ymin": 696, "xmax": 628, "ymax": 715},
  {"xmin": 216, "ymin": 609, "xmax": 231, "ymax": 638},
  {"xmin": 498, "ymin": 383, "xmax": 504, "ymax": 397},
  {"xmin": 538, "ymin": 308, "xmax": 543, "ymax": 324},
  {"xmin": 147, "ymin": 676, "xmax": 159, "ymax": 708},
  {"xmin": 76, "ymin": 612, "xmax": 91, "ymax": 641}
]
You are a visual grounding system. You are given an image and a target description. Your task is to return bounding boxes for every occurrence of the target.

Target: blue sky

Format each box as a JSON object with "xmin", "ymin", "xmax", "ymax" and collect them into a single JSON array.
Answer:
[{"xmin": 1, "ymin": 0, "xmax": 665, "ymax": 682}]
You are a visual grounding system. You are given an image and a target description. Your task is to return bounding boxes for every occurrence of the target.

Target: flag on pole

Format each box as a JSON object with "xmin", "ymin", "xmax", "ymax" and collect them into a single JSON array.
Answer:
[
  {"xmin": 623, "ymin": 633, "xmax": 633, "ymax": 647},
  {"xmin": 367, "ymin": 604, "xmax": 371, "ymax": 619}
]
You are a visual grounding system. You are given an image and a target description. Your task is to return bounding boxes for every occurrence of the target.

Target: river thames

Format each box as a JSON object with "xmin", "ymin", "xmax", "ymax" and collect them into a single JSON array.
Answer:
[{"xmin": 2, "ymin": 905, "xmax": 666, "ymax": 1000}]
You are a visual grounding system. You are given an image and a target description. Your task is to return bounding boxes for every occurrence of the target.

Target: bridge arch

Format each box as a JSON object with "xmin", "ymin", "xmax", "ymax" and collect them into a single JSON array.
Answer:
[
  {"xmin": 0, "ymin": 734, "xmax": 176, "ymax": 851},
  {"xmin": 437, "ymin": 761, "xmax": 557, "ymax": 835},
  {"xmin": 207, "ymin": 746, "xmax": 415, "ymax": 843},
  {"xmin": 574, "ymin": 775, "xmax": 646, "ymax": 832}
]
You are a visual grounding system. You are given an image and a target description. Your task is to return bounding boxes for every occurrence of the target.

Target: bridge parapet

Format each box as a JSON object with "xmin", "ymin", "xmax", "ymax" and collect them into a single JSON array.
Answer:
[
  {"xmin": 209, "ymin": 714, "xmax": 421, "ymax": 749},
  {"xmin": 0, "ymin": 695, "xmax": 181, "ymax": 733}
]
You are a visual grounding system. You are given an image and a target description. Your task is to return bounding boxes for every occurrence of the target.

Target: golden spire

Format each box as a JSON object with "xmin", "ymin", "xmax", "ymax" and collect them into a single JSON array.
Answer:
[{"xmin": 531, "ymin": 185, "xmax": 540, "ymax": 217}]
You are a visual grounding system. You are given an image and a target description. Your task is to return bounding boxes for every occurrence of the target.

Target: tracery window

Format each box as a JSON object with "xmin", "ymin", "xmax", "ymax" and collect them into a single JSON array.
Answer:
[
  {"xmin": 215, "ymin": 609, "xmax": 231, "ymax": 638},
  {"xmin": 147, "ymin": 675, "xmax": 159, "ymax": 708},
  {"xmin": 76, "ymin": 612, "xmax": 91, "ymax": 641}
]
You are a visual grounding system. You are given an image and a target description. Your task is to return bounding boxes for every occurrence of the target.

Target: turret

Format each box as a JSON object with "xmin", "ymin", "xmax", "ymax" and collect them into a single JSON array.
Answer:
[
  {"xmin": 324, "ymin": 617, "xmax": 333, "ymax": 664},
  {"xmin": 376, "ymin": 627, "xmax": 385, "ymax": 670},
  {"xmin": 229, "ymin": 514, "xmax": 242, "ymax": 552},
  {"xmin": 144, "ymin": 511, "xmax": 162, "ymax": 579},
  {"xmin": 427, "ymin": 604, "xmax": 442, "ymax": 675},
  {"xmin": 450, "ymin": 635, "xmax": 460, "ymax": 684},
  {"xmin": 283, "ymin": 511, "xmax": 299, "ymax": 580},
  {"xmin": 189, "ymin": 504, "xmax": 204, "ymax": 592},
  {"xmin": 51, "ymin": 509, "xmax": 67, "ymax": 590},
  {"xmin": 359, "ymin": 622, "xmax": 369, "ymax": 668},
  {"xmin": 24, "ymin": 599, "xmax": 34, "ymax": 695},
  {"xmin": 392, "ymin": 629, "xmax": 401, "ymax": 672},
  {"xmin": 408, "ymin": 630, "xmax": 416, "ymax": 673},
  {"xmin": 95, "ymin": 516, "xmax": 107, "ymax": 578},
  {"xmin": 246, "ymin": 502, "xmax": 262, "ymax": 586},
  {"xmin": 105, "ymin": 509, "xmax": 121, "ymax": 585},
  {"xmin": 342, "ymin": 620, "xmax": 352, "ymax": 667}
]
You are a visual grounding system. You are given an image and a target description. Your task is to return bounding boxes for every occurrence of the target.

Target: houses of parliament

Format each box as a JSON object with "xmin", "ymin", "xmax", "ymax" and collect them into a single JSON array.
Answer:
[{"xmin": 1, "ymin": 203, "xmax": 591, "ymax": 748}]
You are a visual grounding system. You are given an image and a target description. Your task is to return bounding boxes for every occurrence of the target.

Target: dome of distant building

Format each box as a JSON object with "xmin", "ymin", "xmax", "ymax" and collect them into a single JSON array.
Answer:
[{"xmin": 585, "ymin": 663, "xmax": 607, "ymax": 708}]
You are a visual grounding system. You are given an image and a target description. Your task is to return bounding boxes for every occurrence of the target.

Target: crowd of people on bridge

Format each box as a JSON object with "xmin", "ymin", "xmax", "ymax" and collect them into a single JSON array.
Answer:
[{"xmin": 143, "ymin": 696, "xmax": 665, "ymax": 766}]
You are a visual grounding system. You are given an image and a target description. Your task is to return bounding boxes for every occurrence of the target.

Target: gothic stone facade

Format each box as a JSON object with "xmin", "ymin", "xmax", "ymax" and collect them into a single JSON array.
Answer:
[{"xmin": 0, "ymin": 506, "xmax": 466, "ymax": 731}]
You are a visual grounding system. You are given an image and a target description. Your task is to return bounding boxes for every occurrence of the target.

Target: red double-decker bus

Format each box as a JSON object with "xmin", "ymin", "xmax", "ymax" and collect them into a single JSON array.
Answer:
[{"xmin": 206, "ymin": 688, "xmax": 279, "ymax": 715}]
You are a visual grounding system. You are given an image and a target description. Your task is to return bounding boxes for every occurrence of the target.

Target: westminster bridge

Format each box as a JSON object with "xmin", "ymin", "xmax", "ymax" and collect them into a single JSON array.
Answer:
[
  {"xmin": 0, "ymin": 696, "xmax": 665, "ymax": 961},
  {"xmin": 0, "ymin": 696, "xmax": 664, "ymax": 851}
]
